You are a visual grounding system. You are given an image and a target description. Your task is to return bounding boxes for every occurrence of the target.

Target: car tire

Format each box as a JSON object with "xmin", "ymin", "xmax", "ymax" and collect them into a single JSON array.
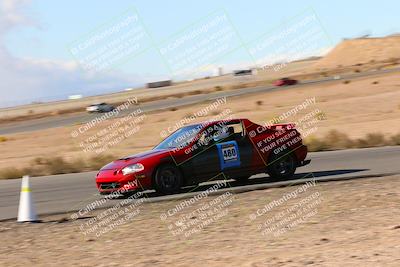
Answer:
[
  {"xmin": 154, "ymin": 164, "xmax": 183, "ymax": 194},
  {"xmin": 267, "ymin": 153, "xmax": 296, "ymax": 181}
]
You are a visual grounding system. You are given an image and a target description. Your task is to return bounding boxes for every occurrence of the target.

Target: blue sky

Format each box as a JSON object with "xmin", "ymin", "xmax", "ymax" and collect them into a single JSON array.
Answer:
[{"xmin": 0, "ymin": 0, "xmax": 399, "ymax": 107}]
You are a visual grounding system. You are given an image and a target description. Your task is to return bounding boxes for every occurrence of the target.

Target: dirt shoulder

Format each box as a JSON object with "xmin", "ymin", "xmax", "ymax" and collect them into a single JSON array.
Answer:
[{"xmin": 1, "ymin": 175, "xmax": 399, "ymax": 266}]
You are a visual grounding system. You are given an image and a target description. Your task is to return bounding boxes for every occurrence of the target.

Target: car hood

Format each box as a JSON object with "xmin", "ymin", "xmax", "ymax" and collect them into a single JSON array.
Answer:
[{"xmin": 100, "ymin": 148, "xmax": 169, "ymax": 170}]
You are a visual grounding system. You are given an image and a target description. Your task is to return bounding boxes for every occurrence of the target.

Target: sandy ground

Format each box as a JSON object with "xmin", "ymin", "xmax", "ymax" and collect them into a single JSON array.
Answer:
[
  {"xmin": 0, "ymin": 71, "xmax": 400, "ymax": 170},
  {"xmin": 0, "ymin": 175, "xmax": 399, "ymax": 266}
]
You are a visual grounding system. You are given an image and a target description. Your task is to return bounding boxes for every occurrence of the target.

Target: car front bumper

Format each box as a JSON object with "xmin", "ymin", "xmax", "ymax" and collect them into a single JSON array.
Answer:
[
  {"xmin": 96, "ymin": 180, "xmax": 139, "ymax": 194},
  {"xmin": 95, "ymin": 169, "xmax": 151, "ymax": 194}
]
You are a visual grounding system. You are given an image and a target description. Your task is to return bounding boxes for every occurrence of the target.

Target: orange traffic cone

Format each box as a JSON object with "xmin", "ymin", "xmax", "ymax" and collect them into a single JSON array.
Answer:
[{"xmin": 17, "ymin": 175, "xmax": 39, "ymax": 222}]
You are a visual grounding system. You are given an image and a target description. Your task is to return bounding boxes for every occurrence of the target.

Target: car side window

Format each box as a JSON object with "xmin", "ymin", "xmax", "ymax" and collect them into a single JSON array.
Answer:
[
  {"xmin": 195, "ymin": 122, "xmax": 246, "ymax": 150},
  {"xmin": 197, "ymin": 131, "xmax": 209, "ymax": 147},
  {"xmin": 197, "ymin": 124, "xmax": 234, "ymax": 145},
  {"xmin": 217, "ymin": 122, "xmax": 245, "ymax": 141},
  {"xmin": 228, "ymin": 122, "xmax": 245, "ymax": 140},
  {"xmin": 195, "ymin": 126, "xmax": 218, "ymax": 148}
]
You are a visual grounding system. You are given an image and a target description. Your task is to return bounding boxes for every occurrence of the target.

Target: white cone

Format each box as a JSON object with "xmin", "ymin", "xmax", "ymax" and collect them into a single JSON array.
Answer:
[{"xmin": 17, "ymin": 175, "xmax": 38, "ymax": 222}]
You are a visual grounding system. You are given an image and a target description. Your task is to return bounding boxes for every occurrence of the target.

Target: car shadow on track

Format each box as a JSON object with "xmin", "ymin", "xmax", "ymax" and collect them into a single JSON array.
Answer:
[
  {"xmin": 188, "ymin": 168, "xmax": 369, "ymax": 193},
  {"xmin": 120, "ymin": 168, "xmax": 368, "ymax": 199}
]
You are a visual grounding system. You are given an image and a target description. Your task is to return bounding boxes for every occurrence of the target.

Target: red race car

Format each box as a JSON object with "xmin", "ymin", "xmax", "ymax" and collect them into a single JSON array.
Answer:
[
  {"xmin": 96, "ymin": 118, "xmax": 310, "ymax": 195},
  {"xmin": 273, "ymin": 77, "xmax": 298, "ymax": 86}
]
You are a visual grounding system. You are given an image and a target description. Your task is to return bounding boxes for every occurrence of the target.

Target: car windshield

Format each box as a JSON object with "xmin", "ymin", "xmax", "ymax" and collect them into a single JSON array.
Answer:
[{"xmin": 154, "ymin": 124, "xmax": 203, "ymax": 150}]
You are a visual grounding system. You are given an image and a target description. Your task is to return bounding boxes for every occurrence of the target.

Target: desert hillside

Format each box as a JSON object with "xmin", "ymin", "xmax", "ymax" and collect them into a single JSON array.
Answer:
[{"xmin": 314, "ymin": 35, "xmax": 400, "ymax": 69}]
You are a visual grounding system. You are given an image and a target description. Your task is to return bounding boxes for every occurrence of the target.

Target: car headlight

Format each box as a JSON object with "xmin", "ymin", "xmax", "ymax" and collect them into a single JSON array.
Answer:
[{"xmin": 121, "ymin": 163, "xmax": 144, "ymax": 175}]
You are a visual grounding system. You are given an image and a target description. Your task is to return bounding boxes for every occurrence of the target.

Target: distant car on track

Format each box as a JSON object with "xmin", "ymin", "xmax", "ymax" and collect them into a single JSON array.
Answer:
[
  {"xmin": 86, "ymin": 103, "xmax": 115, "ymax": 113},
  {"xmin": 95, "ymin": 118, "xmax": 310, "ymax": 195},
  {"xmin": 233, "ymin": 69, "xmax": 253, "ymax": 76},
  {"xmin": 273, "ymin": 77, "xmax": 298, "ymax": 86}
]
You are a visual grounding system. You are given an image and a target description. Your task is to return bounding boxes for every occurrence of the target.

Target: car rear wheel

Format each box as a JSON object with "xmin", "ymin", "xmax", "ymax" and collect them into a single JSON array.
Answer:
[
  {"xmin": 267, "ymin": 153, "xmax": 296, "ymax": 181},
  {"xmin": 154, "ymin": 164, "xmax": 183, "ymax": 194}
]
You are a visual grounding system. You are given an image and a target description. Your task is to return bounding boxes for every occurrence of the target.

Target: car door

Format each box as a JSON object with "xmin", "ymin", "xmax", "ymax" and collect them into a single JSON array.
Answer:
[
  {"xmin": 190, "ymin": 125, "xmax": 224, "ymax": 181},
  {"xmin": 190, "ymin": 122, "xmax": 254, "ymax": 181},
  {"xmin": 216, "ymin": 122, "xmax": 253, "ymax": 174}
]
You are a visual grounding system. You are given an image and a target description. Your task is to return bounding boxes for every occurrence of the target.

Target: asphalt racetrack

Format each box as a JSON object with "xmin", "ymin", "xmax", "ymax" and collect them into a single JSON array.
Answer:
[{"xmin": 1, "ymin": 146, "xmax": 399, "ymax": 221}]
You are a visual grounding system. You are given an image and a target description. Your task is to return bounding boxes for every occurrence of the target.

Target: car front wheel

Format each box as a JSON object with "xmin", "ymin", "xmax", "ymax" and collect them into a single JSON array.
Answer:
[{"xmin": 154, "ymin": 164, "xmax": 183, "ymax": 194}]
